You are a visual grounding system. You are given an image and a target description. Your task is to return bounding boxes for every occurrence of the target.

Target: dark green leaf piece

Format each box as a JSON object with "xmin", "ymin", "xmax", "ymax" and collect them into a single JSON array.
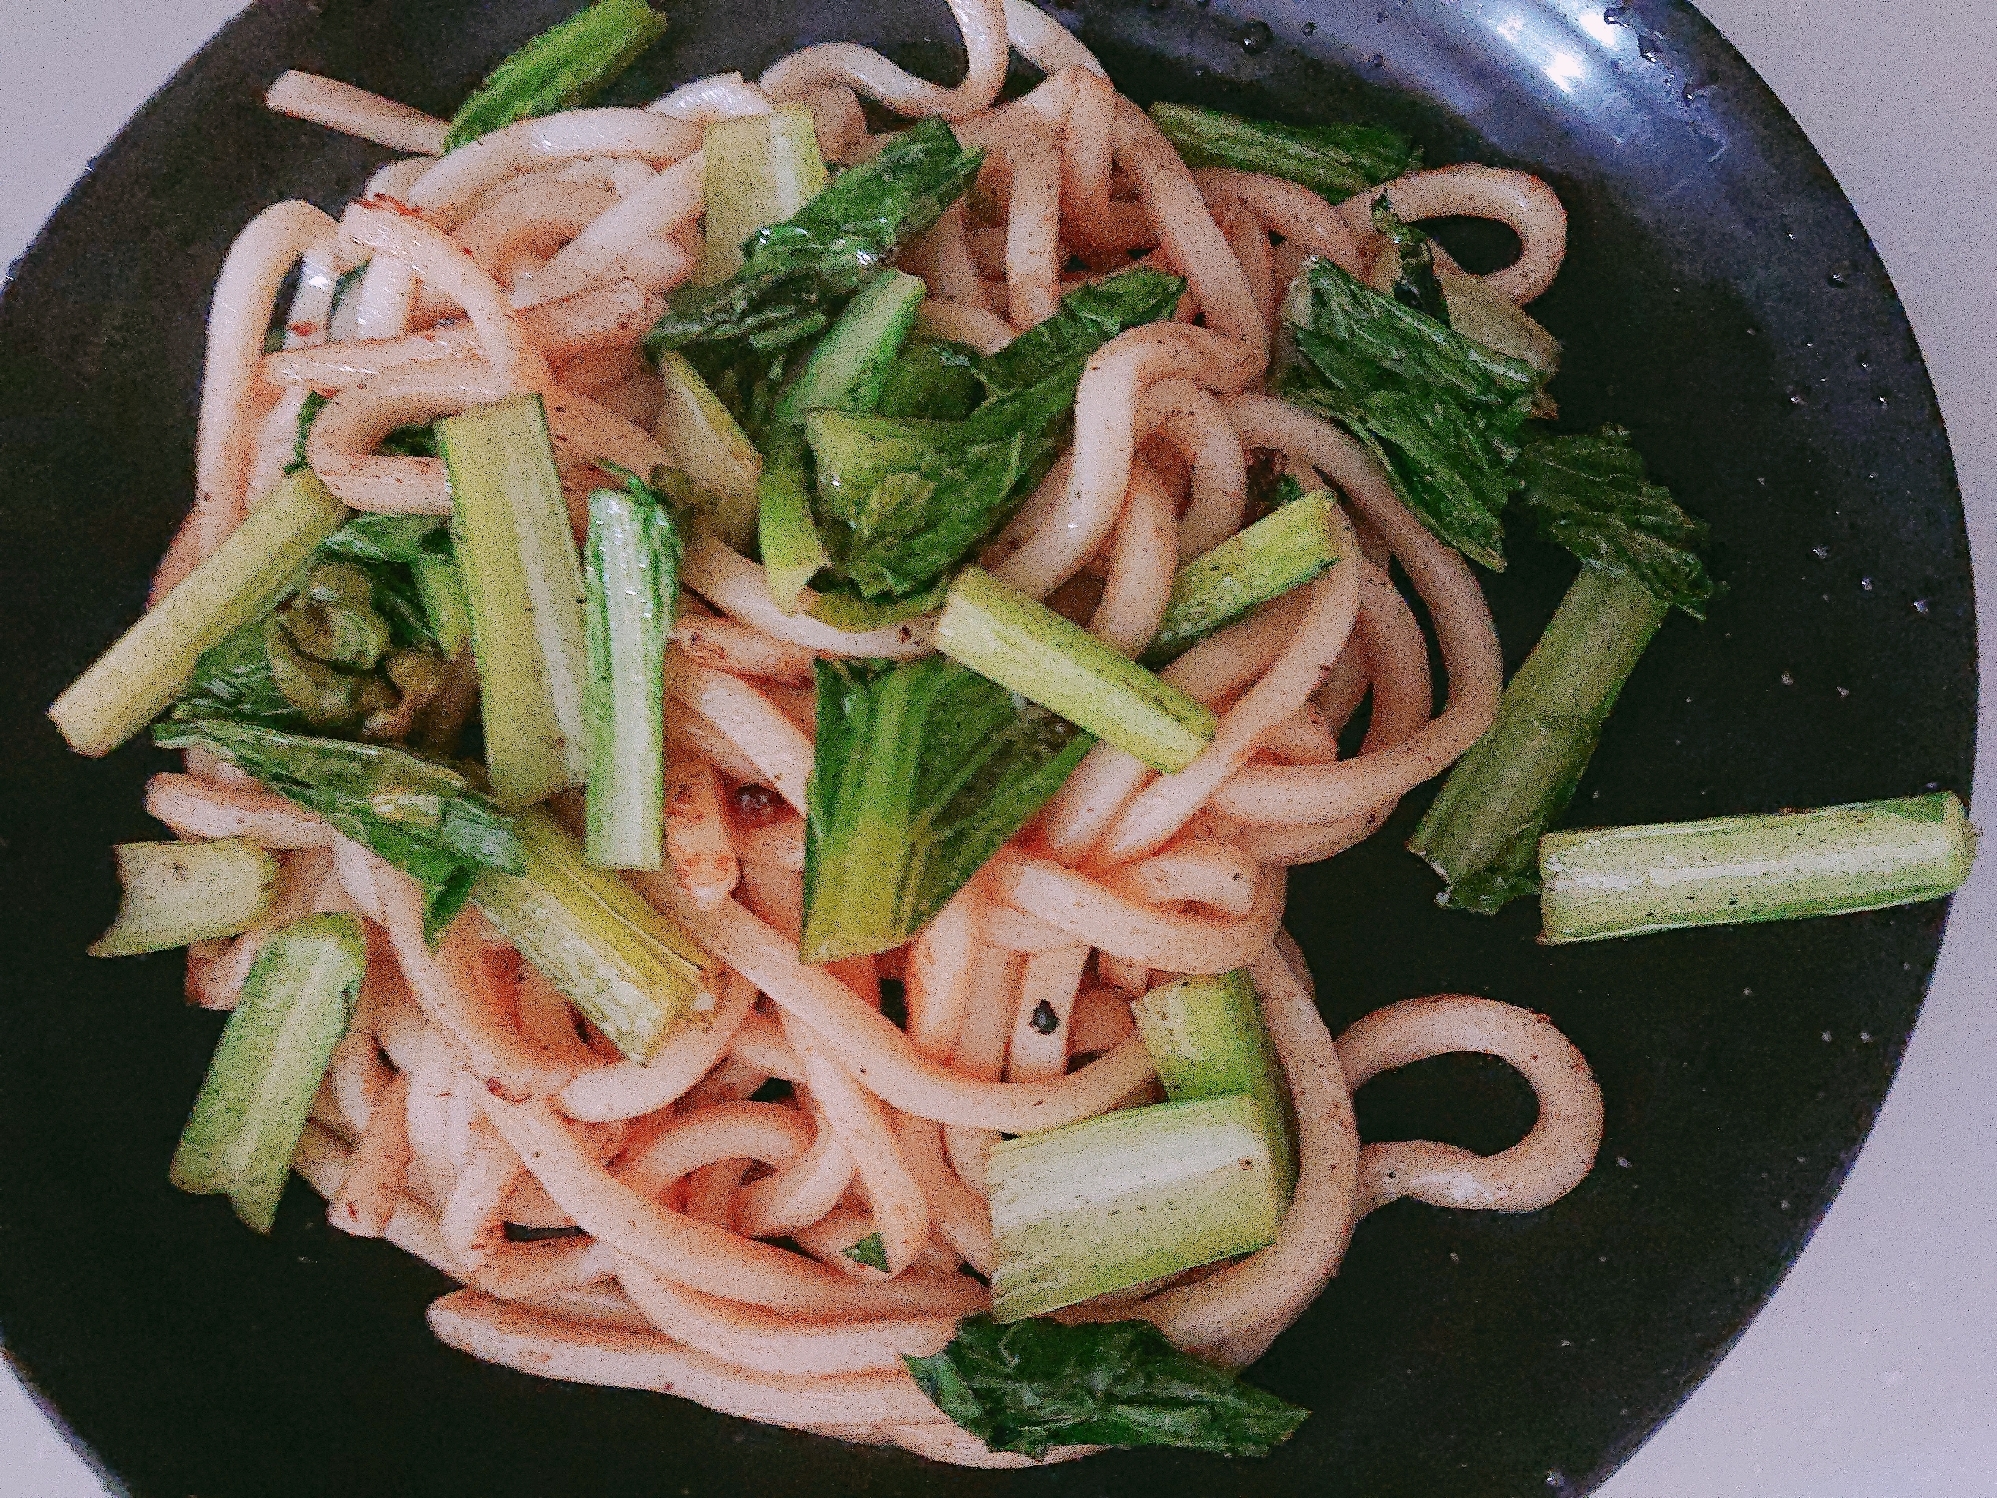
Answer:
[
  {"xmin": 904, "ymin": 1315, "xmax": 1309, "ymax": 1459},
  {"xmin": 841, "ymin": 1233, "xmax": 890, "ymax": 1271},
  {"xmin": 444, "ymin": 0, "xmax": 669, "ymax": 151},
  {"xmin": 153, "ymin": 717, "xmax": 522, "ymax": 939},
  {"xmin": 1371, "ymin": 195, "xmax": 1449, "ymax": 323},
  {"xmin": 645, "ymin": 119, "xmax": 984, "ymax": 361},
  {"xmin": 1513, "ymin": 426, "xmax": 1715, "ymax": 617},
  {"xmin": 1148, "ymin": 101, "xmax": 1418, "ymax": 203},
  {"xmin": 1277, "ymin": 257, "xmax": 1540, "ymax": 569},
  {"xmin": 976, "ymin": 268, "xmax": 1185, "ymax": 397}
]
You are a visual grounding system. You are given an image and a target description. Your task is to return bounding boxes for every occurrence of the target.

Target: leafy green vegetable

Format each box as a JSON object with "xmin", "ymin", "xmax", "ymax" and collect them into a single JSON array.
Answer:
[
  {"xmin": 975, "ymin": 268, "xmax": 1185, "ymax": 398},
  {"xmin": 841, "ymin": 1232, "xmax": 889, "ymax": 1271},
  {"xmin": 697, "ymin": 106, "xmax": 830, "ymax": 285},
  {"xmin": 1148, "ymin": 101, "xmax": 1418, "ymax": 204},
  {"xmin": 869, "ymin": 338, "xmax": 985, "ymax": 420},
  {"xmin": 443, "ymin": 0, "xmax": 669, "ymax": 151},
  {"xmin": 805, "ymin": 408, "xmax": 1029, "ymax": 600},
  {"xmin": 170, "ymin": 914, "xmax": 366, "ymax": 1233},
  {"xmin": 1411, "ymin": 429, "xmax": 1712, "ymax": 913},
  {"xmin": 800, "ymin": 270, "xmax": 1185, "ymax": 602},
  {"xmin": 645, "ymin": 119, "xmax": 983, "ymax": 361},
  {"xmin": 1141, "ymin": 488, "xmax": 1343, "ymax": 667},
  {"xmin": 154, "ymin": 717, "xmax": 522, "ymax": 938},
  {"xmin": 1371, "ymin": 195, "xmax": 1448, "ymax": 323},
  {"xmin": 905, "ymin": 1315, "xmax": 1309, "ymax": 1459},
  {"xmin": 757, "ymin": 427, "xmax": 834, "ymax": 611},
  {"xmin": 1277, "ymin": 257, "xmax": 1541, "ymax": 569},
  {"xmin": 1133, "ymin": 969, "xmax": 1295, "ymax": 1191},
  {"xmin": 1514, "ymin": 426, "xmax": 1714, "ymax": 617},
  {"xmin": 802, "ymin": 657, "xmax": 1089, "ymax": 961}
]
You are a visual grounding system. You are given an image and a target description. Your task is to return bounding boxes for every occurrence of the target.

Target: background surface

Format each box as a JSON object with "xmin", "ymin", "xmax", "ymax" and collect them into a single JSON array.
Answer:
[{"xmin": 0, "ymin": 2, "xmax": 1990, "ymax": 1494}]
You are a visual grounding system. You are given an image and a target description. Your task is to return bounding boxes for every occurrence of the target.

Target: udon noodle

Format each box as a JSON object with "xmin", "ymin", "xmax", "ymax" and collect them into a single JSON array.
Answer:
[{"xmin": 159, "ymin": 0, "xmax": 1603, "ymax": 1464}]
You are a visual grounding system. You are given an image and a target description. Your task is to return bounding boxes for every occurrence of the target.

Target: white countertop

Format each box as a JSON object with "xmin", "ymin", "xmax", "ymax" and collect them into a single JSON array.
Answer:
[{"xmin": 1, "ymin": 3, "xmax": 1991, "ymax": 1493}]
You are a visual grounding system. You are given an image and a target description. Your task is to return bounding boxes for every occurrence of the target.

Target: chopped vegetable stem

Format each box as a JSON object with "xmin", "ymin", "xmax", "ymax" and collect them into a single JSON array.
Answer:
[
  {"xmin": 935, "ymin": 567, "xmax": 1216, "ymax": 773},
  {"xmin": 49, "ymin": 470, "xmax": 349, "ymax": 757},
  {"xmin": 1539, "ymin": 792, "xmax": 1976, "ymax": 943}
]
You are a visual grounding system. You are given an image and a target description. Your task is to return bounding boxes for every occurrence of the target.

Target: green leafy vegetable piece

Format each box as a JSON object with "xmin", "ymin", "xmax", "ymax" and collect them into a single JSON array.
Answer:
[
  {"xmin": 645, "ymin": 118, "xmax": 983, "ymax": 360},
  {"xmin": 1132, "ymin": 969, "xmax": 1295, "ymax": 1190},
  {"xmin": 170, "ymin": 914, "xmax": 366, "ymax": 1233},
  {"xmin": 1410, "ymin": 566, "xmax": 1667, "ymax": 914},
  {"xmin": 842, "ymin": 1232, "xmax": 890, "ymax": 1271},
  {"xmin": 869, "ymin": 338, "xmax": 985, "ymax": 420},
  {"xmin": 757, "ymin": 427, "xmax": 834, "ymax": 611},
  {"xmin": 805, "ymin": 409, "xmax": 1028, "ymax": 600},
  {"xmin": 444, "ymin": 0, "xmax": 669, "ymax": 151},
  {"xmin": 1540, "ymin": 792, "xmax": 1977, "ymax": 943},
  {"xmin": 583, "ymin": 469, "xmax": 680, "ymax": 869},
  {"xmin": 1140, "ymin": 488, "xmax": 1343, "ymax": 667},
  {"xmin": 1513, "ymin": 426, "xmax": 1714, "ymax": 617},
  {"xmin": 1148, "ymin": 100, "xmax": 1418, "ymax": 204},
  {"xmin": 1371, "ymin": 194, "xmax": 1449, "ymax": 323},
  {"xmin": 802, "ymin": 576, "xmax": 950, "ymax": 632},
  {"xmin": 975, "ymin": 268, "xmax": 1185, "ymax": 398},
  {"xmin": 1277, "ymin": 256, "xmax": 1540, "ymax": 570},
  {"xmin": 802, "ymin": 656, "xmax": 1090, "ymax": 962},
  {"xmin": 153, "ymin": 717, "xmax": 522, "ymax": 939},
  {"xmin": 905, "ymin": 1315, "xmax": 1308, "ymax": 1459}
]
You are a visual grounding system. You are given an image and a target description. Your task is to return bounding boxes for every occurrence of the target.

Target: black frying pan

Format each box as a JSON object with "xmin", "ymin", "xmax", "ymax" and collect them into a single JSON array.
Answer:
[{"xmin": 0, "ymin": 2, "xmax": 1973, "ymax": 1494}]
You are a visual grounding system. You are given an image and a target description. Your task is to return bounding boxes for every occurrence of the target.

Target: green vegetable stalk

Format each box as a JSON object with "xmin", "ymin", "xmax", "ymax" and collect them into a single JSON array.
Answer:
[
  {"xmin": 444, "ymin": 0, "xmax": 669, "ymax": 151},
  {"xmin": 89, "ymin": 839, "xmax": 281, "ymax": 958},
  {"xmin": 438, "ymin": 394, "xmax": 591, "ymax": 808},
  {"xmin": 1410, "ymin": 568, "xmax": 1667, "ymax": 913},
  {"xmin": 583, "ymin": 471, "xmax": 681, "ymax": 870},
  {"xmin": 986, "ymin": 1094, "xmax": 1287, "ymax": 1320},
  {"xmin": 1539, "ymin": 791, "xmax": 1976, "ymax": 942},
  {"xmin": 1409, "ymin": 428, "xmax": 1714, "ymax": 913},
  {"xmin": 473, "ymin": 808, "xmax": 717, "ymax": 1061},
  {"xmin": 1132, "ymin": 970, "xmax": 1295, "ymax": 1190},
  {"xmin": 1148, "ymin": 101, "xmax": 1418, "ymax": 204},
  {"xmin": 170, "ymin": 914, "xmax": 366, "ymax": 1232},
  {"xmin": 801, "ymin": 657, "xmax": 1090, "ymax": 962},
  {"xmin": 49, "ymin": 469, "xmax": 349, "ymax": 757},
  {"xmin": 935, "ymin": 567, "xmax": 1216, "ymax": 774},
  {"xmin": 905, "ymin": 1314, "xmax": 1309, "ymax": 1458}
]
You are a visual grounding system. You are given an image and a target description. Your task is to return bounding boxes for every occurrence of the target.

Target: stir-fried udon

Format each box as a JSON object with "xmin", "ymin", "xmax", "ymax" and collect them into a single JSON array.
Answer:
[{"xmin": 49, "ymin": 0, "xmax": 1977, "ymax": 1469}]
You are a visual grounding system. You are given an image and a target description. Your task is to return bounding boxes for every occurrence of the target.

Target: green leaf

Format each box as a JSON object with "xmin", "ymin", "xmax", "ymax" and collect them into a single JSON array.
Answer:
[
  {"xmin": 1276, "ymin": 257, "xmax": 1540, "ymax": 569},
  {"xmin": 841, "ymin": 1232, "xmax": 889, "ymax": 1271},
  {"xmin": 286, "ymin": 391, "xmax": 329, "ymax": 475},
  {"xmin": 976, "ymin": 268, "xmax": 1185, "ymax": 397},
  {"xmin": 152, "ymin": 717, "xmax": 522, "ymax": 939},
  {"xmin": 645, "ymin": 119, "xmax": 984, "ymax": 361},
  {"xmin": 1148, "ymin": 101, "xmax": 1418, "ymax": 204},
  {"xmin": 869, "ymin": 337, "xmax": 986, "ymax": 419},
  {"xmin": 1513, "ymin": 426, "xmax": 1714, "ymax": 617},
  {"xmin": 444, "ymin": 0, "xmax": 669, "ymax": 152},
  {"xmin": 904, "ymin": 1315, "xmax": 1309, "ymax": 1459},
  {"xmin": 801, "ymin": 657, "xmax": 1090, "ymax": 961},
  {"xmin": 1370, "ymin": 195, "xmax": 1449, "ymax": 324}
]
